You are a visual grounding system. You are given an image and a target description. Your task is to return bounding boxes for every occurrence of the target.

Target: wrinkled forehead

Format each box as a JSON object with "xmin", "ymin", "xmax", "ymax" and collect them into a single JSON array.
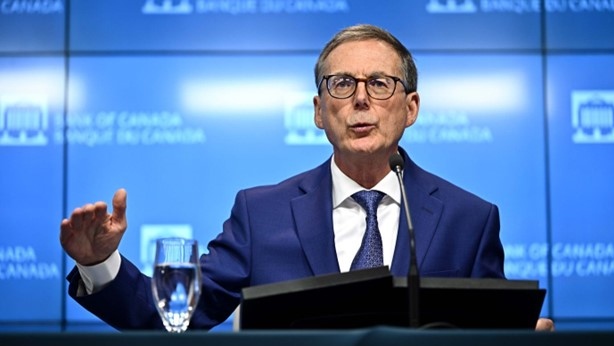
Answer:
[{"xmin": 323, "ymin": 39, "xmax": 403, "ymax": 77}]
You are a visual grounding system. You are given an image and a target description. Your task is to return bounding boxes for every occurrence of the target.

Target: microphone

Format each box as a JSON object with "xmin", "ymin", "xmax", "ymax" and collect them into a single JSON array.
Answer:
[{"xmin": 389, "ymin": 152, "xmax": 420, "ymax": 328}]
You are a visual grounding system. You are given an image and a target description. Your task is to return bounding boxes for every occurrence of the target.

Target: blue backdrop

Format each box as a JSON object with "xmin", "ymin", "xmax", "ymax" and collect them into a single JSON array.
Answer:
[{"xmin": 1, "ymin": 0, "xmax": 613, "ymax": 332}]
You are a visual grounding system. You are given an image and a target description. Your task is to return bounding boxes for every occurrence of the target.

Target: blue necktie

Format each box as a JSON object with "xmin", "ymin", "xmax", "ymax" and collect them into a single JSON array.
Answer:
[{"xmin": 350, "ymin": 190, "xmax": 386, "ymax": 270}]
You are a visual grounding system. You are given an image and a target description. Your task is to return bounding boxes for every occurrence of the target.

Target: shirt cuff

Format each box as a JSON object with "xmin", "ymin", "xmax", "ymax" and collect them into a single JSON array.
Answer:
[{"xmin": 76, "ymin": 250, "xmax": 121, "ymax": 295}]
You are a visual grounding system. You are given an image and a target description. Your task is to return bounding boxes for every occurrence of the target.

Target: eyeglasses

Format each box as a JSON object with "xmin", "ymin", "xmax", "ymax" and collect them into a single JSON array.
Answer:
[{"xmin": 318, "ymin": 74, "xmax": 409, "ymax": 100}]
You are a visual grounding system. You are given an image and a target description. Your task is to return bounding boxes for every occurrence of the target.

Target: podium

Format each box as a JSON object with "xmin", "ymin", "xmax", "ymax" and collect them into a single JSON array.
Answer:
[{"xmin": 240, "ymin": 267, "xmax": 546, "ymax": 330}]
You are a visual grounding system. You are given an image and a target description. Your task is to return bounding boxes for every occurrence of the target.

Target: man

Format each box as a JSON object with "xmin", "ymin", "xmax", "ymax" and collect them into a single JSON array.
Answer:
[{"xmin": 60, "ymin": 24, "xmax": 553, "ymax": 331}]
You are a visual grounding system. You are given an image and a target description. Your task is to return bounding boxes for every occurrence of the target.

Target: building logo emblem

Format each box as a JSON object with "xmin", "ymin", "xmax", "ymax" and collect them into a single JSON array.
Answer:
[
  {"xmin": 142, "ymin": 0, "xmax": 194, "ymax": 14},
  {"xmin": 0, "ymin": 94, "xmax": 49, "ymax": 146},
  {"xmin": 426, "ymin": 0, "xmax": 477, "ymax": 13},
  {"xmin": 284, "ymin": 93, "xmax": 328, "ymax": 145},
  {"xmin": 571, "ymin": 90, "xmax": 614, "ymax": 143}
]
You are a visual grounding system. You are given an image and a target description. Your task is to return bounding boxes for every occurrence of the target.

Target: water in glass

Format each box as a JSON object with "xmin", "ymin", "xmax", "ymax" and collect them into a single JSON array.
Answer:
[{"xmin": 151, "ymin": 238, "xmax": 201, "ymax": 333}]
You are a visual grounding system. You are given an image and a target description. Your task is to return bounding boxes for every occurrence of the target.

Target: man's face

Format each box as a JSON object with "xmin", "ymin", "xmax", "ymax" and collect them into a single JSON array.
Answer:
[{"xmin": 314, "ymin": 39, "xmax": 419, "ymax": 159}]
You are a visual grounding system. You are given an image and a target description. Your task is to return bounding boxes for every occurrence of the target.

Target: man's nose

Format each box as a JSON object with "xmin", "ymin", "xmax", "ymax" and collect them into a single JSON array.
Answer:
[{"xmin": 353, "ymin": 81, "xmax": 371, "ymax": 108}]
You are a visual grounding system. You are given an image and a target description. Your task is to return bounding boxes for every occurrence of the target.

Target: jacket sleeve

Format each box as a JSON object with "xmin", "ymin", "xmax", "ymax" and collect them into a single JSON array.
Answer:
[{"xmin": 471, "ymin": 203, "xmax": 506, "ymax": 278}]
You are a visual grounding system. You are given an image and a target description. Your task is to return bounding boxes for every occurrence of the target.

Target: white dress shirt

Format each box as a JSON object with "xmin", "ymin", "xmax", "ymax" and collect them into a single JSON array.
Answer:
[{"xmin": 330, "ymin": 158, "xmax": 401, "ymax": 272}]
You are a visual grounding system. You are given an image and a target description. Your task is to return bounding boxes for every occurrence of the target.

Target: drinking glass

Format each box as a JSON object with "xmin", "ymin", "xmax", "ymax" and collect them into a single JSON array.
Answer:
[{"xmin": 151, "ymin": 237, "xmax": 202, "ymax": 333}]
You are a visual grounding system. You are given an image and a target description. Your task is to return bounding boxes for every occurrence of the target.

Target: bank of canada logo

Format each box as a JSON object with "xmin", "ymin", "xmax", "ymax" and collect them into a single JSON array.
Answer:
[
  {"xmin": 284, "ymin": 93, "xmax": 328, "ymax": 145},
  {"xmin": 571, "ymin": 91, "xmax": 614, "ymax": 143},
  {"xmin": 426, "ymin": 0, "xmax": 477, "ymax": 13},
  {"xmin": 142, "ymin": 0, "xmax": 193, "ymax": 14},
  {"xmin": 0, "ymin": 94, "xmax": 49, "ymax": 146},
  {"xmin": 140, "ymin": 224, "xmax": 193, "ymax": 275}
]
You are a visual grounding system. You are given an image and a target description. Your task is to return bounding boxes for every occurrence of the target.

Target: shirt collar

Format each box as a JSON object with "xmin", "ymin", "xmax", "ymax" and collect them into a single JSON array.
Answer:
[{"xmin": 330, "ymin": 155, "xmax": 401, "ymax": 208}]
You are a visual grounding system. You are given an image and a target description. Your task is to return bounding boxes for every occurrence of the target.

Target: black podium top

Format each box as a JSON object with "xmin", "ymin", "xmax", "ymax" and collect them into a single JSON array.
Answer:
[{"xmin": 240, "ymin": 267, "xmax": 546, "ymax": 330}]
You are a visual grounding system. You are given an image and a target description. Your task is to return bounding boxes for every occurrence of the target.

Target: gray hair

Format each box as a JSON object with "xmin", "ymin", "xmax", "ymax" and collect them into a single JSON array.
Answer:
[{"xmin": 314, "ymin": 24, "xmax": 418, "ymax": 93}]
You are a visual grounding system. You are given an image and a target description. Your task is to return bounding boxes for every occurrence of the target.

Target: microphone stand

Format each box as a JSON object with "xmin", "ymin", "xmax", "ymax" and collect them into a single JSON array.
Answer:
[{"xmin": 391, "ymin": 156, "xmax": 420, "ymax": 328}]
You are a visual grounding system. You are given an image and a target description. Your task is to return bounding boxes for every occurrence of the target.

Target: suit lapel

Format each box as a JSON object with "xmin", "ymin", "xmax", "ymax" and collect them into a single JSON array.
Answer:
[
  {"xmin": 291, "ymin": 160, "xmax": 340, "ymax": 275},
  {"xmin": 390, "ymin": 150, "xmax": 443, "ymax": 277}
]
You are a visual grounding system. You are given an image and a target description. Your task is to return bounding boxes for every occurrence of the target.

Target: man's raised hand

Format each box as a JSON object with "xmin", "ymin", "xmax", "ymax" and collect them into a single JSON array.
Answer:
[{"xmin": 60, "ymin": 188, "xmax": 128, "ymax": 266}]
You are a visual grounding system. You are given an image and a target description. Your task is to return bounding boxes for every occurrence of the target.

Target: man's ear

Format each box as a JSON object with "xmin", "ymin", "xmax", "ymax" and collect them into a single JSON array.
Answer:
[
  {"xmin": 405, "ymin": 91, "xmax": 420, "ymax": 127},
  {"xmin": 313, "ymin": 95, "xmax": 325, "ymax": 129}
]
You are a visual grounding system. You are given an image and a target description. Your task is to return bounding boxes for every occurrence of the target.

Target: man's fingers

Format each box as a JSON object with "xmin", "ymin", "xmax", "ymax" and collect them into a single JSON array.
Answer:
[
  {"xmin": 81, "ymin": 204, "xmax": 96, "ymax": 224},
  {"xmin": 94, "ymin": 201, "xmax": 108, "ymax": 221},
  {"xmin": 68, "ymin": 201, "xmax": 109, "ymax": 233},
  {"xmin": 71, "ymin": 207, "xmax": 84, "ymax": 230},
  {"xmin": 59, "ymin": 219, "xmax": 73, "ymax": 241},
  {"xmin": 60, "ymin": 218, "xmax": 70, "ymax": 229},
  {"xmin": 535, "ymin": 318, "xmax": 555, "ymax": 331},
  {"xmin": 112, "ymin": 188, "xmax": 127, "ymax": 223}
]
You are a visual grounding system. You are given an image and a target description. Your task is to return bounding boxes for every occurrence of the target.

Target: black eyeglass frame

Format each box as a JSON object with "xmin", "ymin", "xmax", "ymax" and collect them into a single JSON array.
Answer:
[{"xmin": 318, "ymin": 74, "xmax": 411, "ymax": 100}]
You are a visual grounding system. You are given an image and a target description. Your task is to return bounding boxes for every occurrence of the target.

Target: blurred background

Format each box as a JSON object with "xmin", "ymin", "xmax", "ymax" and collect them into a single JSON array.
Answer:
[{"xmin": 0, "ymin": 0, "xmax": 613, "ymax": 332}]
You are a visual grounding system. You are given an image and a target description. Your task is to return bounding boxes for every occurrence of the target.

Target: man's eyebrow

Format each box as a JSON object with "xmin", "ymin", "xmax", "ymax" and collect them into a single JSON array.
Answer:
[
  {"xmin": 328, "ymin": 71, "xmax": 352, "ymax": 76},
  {"xmin": 329, "ymin": 71, "xmax": 390, "ymax": 78},
  {"xmin": 367, "ymin": 71, "xmax": 390, "ymax": 78}
]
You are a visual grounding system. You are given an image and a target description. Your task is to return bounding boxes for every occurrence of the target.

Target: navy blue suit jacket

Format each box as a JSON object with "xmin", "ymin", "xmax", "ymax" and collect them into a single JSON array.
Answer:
[{"xmin": 67, "ymin": 148, "xmax": 504, "ymax": 330}]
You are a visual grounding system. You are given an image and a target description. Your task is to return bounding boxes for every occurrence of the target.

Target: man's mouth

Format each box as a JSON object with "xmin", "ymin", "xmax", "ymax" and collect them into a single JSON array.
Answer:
[{"xmin": 350, "ymin": 123, "xmax": 375, "ymax": 134}]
